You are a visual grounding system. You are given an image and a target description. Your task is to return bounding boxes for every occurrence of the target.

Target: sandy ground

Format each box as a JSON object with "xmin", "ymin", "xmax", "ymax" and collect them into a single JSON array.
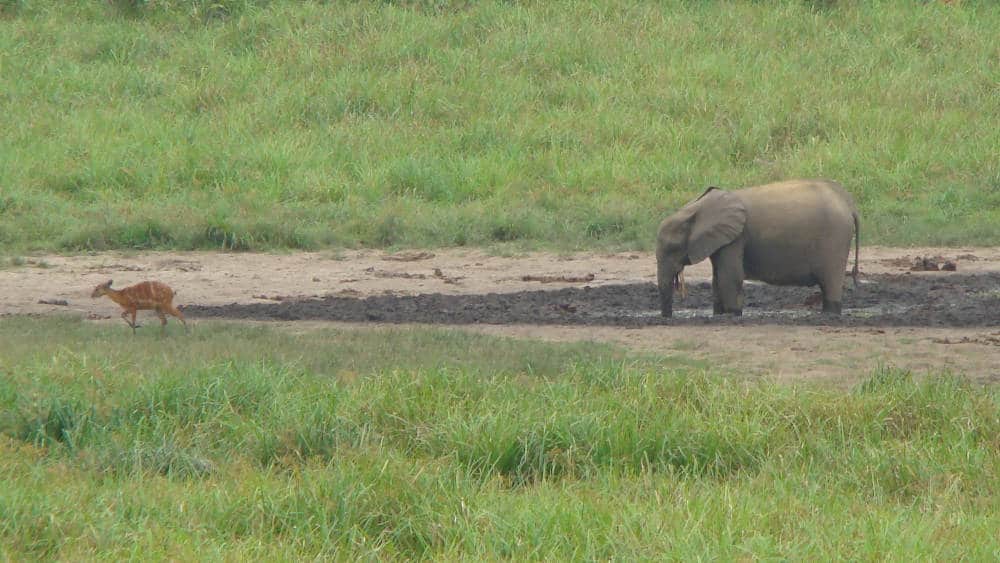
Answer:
[{"xmin": 2, "ymin": 246, "xmax": 998, "ymax": 384}]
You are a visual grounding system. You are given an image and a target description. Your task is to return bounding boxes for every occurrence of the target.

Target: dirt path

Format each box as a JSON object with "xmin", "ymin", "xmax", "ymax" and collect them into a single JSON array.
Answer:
[{"xmin": 2, "ymin": 247, "xmax": 998, "ymax": 383}]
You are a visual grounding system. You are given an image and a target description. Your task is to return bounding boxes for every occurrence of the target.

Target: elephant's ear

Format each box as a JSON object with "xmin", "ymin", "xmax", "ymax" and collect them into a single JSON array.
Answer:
[{"xmin": 686, "ymin": 188, "xmax": 747, "ymax": 264}]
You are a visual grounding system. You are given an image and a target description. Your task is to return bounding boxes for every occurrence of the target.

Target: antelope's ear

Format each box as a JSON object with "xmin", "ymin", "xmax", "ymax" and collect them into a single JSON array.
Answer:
[
  {"xmin": 104, "ymin": 279, "xmax": 113, "ymax": 288},
  {"xmin": 686, "ymin": 189, "xmax": 747, "ymax": 264}
]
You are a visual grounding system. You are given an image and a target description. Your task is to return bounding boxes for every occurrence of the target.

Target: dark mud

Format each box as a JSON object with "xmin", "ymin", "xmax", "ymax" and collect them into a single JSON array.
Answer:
[{"xmin": 184, "ymin": 273, "xmax": 1000, "ymax": 328}]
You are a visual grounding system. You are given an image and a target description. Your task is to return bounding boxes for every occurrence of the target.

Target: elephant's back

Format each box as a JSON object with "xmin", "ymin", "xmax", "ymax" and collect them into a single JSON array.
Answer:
[{"xmin": 740, "ymin": 179, "xmax": 855, "ymax": 225}]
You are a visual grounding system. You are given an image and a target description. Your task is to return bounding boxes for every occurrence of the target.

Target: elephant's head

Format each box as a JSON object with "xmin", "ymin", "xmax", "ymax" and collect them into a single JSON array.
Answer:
[{"xmin": 655, "ymin": 188, "xmax": 747, "ymax": 317}]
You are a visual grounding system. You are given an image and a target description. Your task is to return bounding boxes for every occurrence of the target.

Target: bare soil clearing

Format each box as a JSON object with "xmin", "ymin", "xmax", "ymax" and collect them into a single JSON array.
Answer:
[{"xmin": 2, "ymin": 247, "xmax": 998, "ymax": 384}]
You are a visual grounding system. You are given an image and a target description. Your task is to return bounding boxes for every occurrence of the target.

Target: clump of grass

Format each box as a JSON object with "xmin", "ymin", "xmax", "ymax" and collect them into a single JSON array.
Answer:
[
  {"xmin": 1, "ymin": 256, "xmax": 27, "ymax": 268},
  {"xmin": 0, "ymin": 0, "xmax": 24, "ymax": 17},
  {"xmin": 0, "ymin": 317, "xmax": 996, "ymax": 559},
  {"xmin": 0, "ymin": 256, "xmax": 50, "ymax": 269},
  {"xmin": 94, "ymin": 440, "xmax": 216, "ymax": 478}
]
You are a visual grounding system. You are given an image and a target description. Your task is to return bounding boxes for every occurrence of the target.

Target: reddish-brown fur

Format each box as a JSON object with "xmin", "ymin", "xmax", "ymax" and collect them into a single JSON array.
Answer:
[{"xmin": 91, "ymin": 279, "xmax": 188, "ymax": 335}]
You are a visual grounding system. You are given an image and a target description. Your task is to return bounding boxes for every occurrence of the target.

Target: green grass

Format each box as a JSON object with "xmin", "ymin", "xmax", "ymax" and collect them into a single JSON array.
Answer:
[
  {"xmin": 0, "ymin": 316, "xmax": 997, "ymax": 559},
  {"xmin": 1, "ymin": 1, "xmax": 998, "ymax": 252}
]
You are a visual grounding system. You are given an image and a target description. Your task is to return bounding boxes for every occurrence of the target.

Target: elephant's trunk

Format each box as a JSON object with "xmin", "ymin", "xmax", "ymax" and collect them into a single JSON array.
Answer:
[
  {"xmin": 674, "ymin": 271, "xmax": 687, "ymax": 300},
  {"xmin": 656, "ymin": 254, "xmax": 675, "ymax": 318}
]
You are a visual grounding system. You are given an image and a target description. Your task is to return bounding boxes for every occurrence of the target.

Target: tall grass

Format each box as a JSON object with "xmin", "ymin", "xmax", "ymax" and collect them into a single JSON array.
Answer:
[
  {"xmin": 1, "ymin": 1, "xmax": 997, "ymax": 251},
  {"xmin": 0, "ymin": 317, "xmax": 997, "ymax": 559}
]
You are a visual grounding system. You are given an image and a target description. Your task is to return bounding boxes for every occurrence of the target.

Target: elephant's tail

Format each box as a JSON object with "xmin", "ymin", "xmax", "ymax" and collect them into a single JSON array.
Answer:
[{"xmin": 852, "ymin": 211, "xmax": 860, "ymax": 289}]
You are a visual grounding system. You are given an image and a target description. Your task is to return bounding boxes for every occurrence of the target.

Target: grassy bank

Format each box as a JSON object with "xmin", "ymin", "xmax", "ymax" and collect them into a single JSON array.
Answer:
[
  {"xmin": 0, "ymin": 317, "xmax": 997, "ymax": 559},
  {"xmin": 1, "ymin": 1, "xmax": 998, "ymax": 251}
]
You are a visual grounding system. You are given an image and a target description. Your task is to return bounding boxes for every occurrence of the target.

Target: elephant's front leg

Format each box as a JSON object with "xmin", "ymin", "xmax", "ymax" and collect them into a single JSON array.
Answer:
[
  {"xmin": 710, "ymin": 242, "xmax": 745, "ymax": 316},
  {"xmin": 711, "ymin": 266, "xmax": 723, "ymax": 314}
]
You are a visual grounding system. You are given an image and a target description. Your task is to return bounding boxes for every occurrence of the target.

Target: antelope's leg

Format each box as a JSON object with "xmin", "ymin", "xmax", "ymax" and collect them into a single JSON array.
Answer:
[
  {"xmin": 157, "ymin": 308, "xmax": 168, "ymax": 335},
  {"xmin": 166, "ymin": 305, "xmax": 189, "ymax": 333}
]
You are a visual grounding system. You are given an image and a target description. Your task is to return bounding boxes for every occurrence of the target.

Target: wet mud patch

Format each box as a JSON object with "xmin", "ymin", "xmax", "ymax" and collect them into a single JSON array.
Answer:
[{"xmin": 185, "ymin": 273, "xmax": 1000, "ymax": 328}]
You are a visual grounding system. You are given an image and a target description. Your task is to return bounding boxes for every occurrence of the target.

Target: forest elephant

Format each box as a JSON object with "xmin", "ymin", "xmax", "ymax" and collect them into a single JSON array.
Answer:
[{"xmin": 656, "ymin": 179, "xmax": 859, "ymax": 317}]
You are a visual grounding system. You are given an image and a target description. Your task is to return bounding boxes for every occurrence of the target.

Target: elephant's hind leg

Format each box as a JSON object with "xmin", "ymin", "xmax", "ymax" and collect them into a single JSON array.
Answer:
[
  {"xmin": 821, "ymin": 298, "xmax": 842, "ymax": 315},
  {"xmin": 818, "ymin": 270, "xmax": 846, "ymax": 315}
]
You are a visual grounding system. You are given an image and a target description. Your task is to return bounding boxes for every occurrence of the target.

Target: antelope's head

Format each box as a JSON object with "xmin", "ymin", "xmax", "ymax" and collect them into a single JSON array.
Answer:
[{"xmin": 91, "ymin": 279, "xmax": 114, "ymax": 298}]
